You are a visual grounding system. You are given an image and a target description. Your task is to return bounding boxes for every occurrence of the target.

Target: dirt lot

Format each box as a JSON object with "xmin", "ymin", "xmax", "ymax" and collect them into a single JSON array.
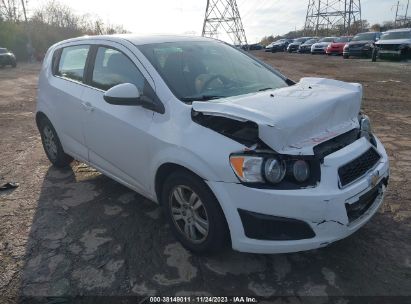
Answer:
[{"xmin": 0, "ymin": 53, "xmax": 410, "ymax": 302}]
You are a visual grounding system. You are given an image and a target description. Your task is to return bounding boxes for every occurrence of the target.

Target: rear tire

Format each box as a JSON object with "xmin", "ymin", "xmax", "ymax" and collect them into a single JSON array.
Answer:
[
  {"xmin": 12, "ymin": 61, "xmax": 16, "ymax": 68},
  {"xmin": 343, "ymin": 54, "xmax": 349, "ymax": 59},
  {"xmin": 161, "ymin": 170, "xmax": 229, "ymax": 254},
  {"xmin": 38, "ymin": 117, "xmax": 73, "ymax": 167}
]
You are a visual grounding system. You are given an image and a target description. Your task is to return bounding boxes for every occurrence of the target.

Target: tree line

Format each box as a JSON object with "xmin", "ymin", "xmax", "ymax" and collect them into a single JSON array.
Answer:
[{"xmin": 0, "ymin": 0, "xmax": 128, "ymax": 61}]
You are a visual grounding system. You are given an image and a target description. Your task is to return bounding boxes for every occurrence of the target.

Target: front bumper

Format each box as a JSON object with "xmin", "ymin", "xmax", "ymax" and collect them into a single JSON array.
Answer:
[
  {"xmin": 312, "ymin": 48, "xmax": 326, "ymax": 54},
  {"xmin": 326, "ymin": 48, "xmax": 343, "ymax": 55},
  {"xmin": 378, "ymin": 49, "xmax": 403, "ymax": 57},
  {"xmin": 207, "ymin": 136, "xmax": 389, "ymax": 254},
  {"xmin": 298, "ymin": 47, "xmax": 312, "ymax": 53},
  {"xmin": 344, "ymin": 47, "xmax": 372, "ymax": 57}
]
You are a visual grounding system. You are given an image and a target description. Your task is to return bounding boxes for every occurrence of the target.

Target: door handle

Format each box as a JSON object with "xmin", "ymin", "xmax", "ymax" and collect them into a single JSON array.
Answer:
[{"xmin": 81, "ymin": 102, "xmax": 95, "ymax": 112}]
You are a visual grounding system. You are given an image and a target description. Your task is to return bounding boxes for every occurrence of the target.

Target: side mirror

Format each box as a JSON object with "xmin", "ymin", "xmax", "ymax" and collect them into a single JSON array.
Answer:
[{"xmin": 103, "ymin": 83, "xmax": 141, "ymax": 106}]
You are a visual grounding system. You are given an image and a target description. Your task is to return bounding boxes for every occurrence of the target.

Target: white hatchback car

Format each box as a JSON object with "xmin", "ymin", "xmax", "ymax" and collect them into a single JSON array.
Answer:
[{"xmin": 36, "ymin": 35, "xmax": 389, "ymax": 254}]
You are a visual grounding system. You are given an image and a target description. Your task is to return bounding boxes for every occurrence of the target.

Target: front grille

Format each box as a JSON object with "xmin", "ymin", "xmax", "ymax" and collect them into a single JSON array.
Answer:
[
  {"xmin": 338, "ymin": 148, "xmax": 381, "ymax": 187},
  {"xmin": 379, "ymin": 44, "xmax": 399, "ymax": 51},
  {"xmin": 345, "ymin": 182, "xmax": 382, "ymax": 222}
]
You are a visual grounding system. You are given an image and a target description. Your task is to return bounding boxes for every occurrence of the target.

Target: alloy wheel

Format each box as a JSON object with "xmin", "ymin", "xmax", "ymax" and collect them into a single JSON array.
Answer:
[
  {"xmin": 169, "ymin": 185, "xmax": 209, "ymax": 243},
  {"xmin": 43, "ymin": 125, "xmax": 58, "ymax": 160}
]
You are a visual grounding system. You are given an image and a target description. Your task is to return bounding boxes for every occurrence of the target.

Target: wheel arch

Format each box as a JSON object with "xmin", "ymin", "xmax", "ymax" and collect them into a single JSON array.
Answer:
[
  {"xmin": 35, "ymin": 111, "xmax": 50, "ymax": 129},
  {"xmin": 154, "ymin": 161, "xmax": 232, "ymax": 246},
  {"xmin": 154, "ymin": 162, "xmax": 206, "ymax": 205}
]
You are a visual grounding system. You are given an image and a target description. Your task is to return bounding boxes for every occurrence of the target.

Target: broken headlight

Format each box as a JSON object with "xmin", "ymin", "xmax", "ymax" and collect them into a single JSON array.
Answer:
[{"xmin": 230, "ymin": 155, "xmax": 319, "ymax": 188}]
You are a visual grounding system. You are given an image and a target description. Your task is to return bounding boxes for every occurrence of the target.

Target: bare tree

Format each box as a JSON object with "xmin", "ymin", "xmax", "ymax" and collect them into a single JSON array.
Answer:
[{"xmin": 0, "ymin": 0, "xmax": 23, "ymax": 22}]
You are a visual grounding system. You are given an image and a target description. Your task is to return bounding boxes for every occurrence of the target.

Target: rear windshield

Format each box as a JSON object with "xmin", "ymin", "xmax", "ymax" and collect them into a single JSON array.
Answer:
[
  {"xmin": 381, "ymin": 31, "xmax": 411, "ymax": 40},
  {"xmin": 335, "ymin": 37, "xmax": 351, "ymax": 43},
  {"xmin": 352, "ymin": 33, "xmax": 377, "ymax": 41},
  {"xmin": 304, "ymin": 39, "xmax": 318, "ymax": 44},
  {"xmin": 319, "ymin": 37, "xmax": 335, "ymax": 43}
]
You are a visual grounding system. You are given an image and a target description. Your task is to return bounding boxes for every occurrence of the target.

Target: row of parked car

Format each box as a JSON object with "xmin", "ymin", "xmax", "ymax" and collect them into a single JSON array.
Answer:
[{"xmin": 264, "ymin": 28, "xmax": 411, "ymax": 61}]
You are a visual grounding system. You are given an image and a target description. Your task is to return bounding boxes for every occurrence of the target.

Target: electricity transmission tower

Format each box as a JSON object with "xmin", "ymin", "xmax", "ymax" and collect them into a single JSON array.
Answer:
[
  {"xmin": 304, "ymin": 0, "xmax": 362, "ymax": 35},
  {"xmin": 202, "ymin": 0, "xmax": 248, "ymax": 46},
  {"xmin": 395, "ymin": 0, "xmax": 410, "ymax": 27}
]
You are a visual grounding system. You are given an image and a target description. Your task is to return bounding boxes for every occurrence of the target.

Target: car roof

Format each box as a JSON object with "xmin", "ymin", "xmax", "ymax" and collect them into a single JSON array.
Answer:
[
  {"xmin": 355, "ymin": 31, "xmax": 380, "ymax": 35},
  {"xmin": 54, "ymin": 34, "xmax": 217, "ymax": 47},
  {"xmin": 385, "ymin": 28, "xmax": 411, "ymax": 33}
]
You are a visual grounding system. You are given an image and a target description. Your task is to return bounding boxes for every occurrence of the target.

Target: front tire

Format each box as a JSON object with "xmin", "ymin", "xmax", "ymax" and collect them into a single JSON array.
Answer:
[
  {"xmin": 162, "ymin": 170, "xmax": 229, "ymax": 254},
  {"xmin": 39, "ymin": 117, "xmax": 73, "ymax": 167},
  {"xmin": 371, "ymin": 49, "xmax": 378, "ymax": 62}
]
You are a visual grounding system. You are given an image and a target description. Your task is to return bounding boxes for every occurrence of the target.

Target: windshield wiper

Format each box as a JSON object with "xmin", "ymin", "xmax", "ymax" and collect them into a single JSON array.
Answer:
[
  {"xmin": 258, "ymin": 87, "xmax": 273, "ymax": 92},
  {"xmin": 180, "ymin": 95, "xmax": 225, "ymax": 102}
]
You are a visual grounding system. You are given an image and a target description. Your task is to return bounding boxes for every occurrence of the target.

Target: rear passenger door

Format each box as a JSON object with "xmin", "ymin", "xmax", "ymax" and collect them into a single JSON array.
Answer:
[
  {"xmin": 81, "ymin": 43, "xmax": 156, "ymax": 194},
  {"xmin": 49, "ymin": 44, "xmax": 90, "ymax": 160}
]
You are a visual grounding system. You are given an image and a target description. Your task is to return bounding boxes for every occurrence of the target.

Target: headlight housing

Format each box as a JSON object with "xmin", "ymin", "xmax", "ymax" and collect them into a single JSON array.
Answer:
[
  {"xmin": 359, "ymin": 113, "xmax": 377, "ymax": 146},
  {"xmin": 360, "ymin": 114, "xmax": 372, "ymax": 134},
  {"xmin": 230, "ymin": 155, "xmax": 319, "ymax": 188}
]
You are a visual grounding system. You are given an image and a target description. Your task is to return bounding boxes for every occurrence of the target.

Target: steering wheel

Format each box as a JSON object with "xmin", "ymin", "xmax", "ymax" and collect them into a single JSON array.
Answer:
[{"xmin": 201, "ymin": 74, "xmax": 232, "ymax": 92}]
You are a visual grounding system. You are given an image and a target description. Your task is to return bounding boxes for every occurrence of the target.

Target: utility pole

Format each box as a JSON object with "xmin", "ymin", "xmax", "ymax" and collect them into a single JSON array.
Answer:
[
  {"xmin": 202, "ymin": 0, "xmax": 248, "ymax": 47},
  {"xmin": 395, "ymin": 1, "xmax": 400, "ymax": 27},
  {"xmin": 304, "ymin": 0, "xmax": 362, "ymax": 36},
  {"xmin": 395, "ymin": 0, "xmax": 410, "ymax": 27},
  {"xmin": 20, "ymin": 0, "xmax": 33, "ymax": 62}
]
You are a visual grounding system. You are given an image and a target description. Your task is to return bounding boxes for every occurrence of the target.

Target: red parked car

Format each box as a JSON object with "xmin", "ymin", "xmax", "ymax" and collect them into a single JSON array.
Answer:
[{"xmin": 326, "ymin": 36, "xmax": 352, "ymax": 55}]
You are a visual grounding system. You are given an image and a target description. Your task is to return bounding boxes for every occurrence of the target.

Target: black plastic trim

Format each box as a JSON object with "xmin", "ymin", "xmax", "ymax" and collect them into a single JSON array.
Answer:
[{"xmin": 238, "ymin": 209, "xmax": 316, "ymax": 241}]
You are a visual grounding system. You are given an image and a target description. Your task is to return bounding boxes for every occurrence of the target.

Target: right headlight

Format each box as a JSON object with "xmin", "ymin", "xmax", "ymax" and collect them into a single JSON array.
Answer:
[{"xmin": 229, "ymin": 155, "xmax": 315, "ymax": 186}]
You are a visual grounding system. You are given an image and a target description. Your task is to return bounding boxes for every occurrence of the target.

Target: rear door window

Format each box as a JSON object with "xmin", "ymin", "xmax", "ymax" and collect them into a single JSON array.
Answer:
[{"xmin": 57, "ymin": 45, "xmax": 90, "ymax": 82}]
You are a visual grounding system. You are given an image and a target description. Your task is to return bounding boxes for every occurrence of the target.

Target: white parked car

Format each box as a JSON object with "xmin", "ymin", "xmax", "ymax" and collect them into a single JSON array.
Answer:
[
  {"xmin": 311, "ymin": 37, "xmax": 337, "ymax": 54},
  {"xmin": 372, "ymin": 28, "xmax": 411, "ymax": 61},
  {"xmin": 36, "ymin": 35, "xmax": 389, "ymax": 254}
]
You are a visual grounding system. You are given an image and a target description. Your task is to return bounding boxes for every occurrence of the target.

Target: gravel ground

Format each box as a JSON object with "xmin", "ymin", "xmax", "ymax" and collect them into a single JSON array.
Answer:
[{"xmin": 0, "ymin": 53, "xmax": 410, "ymax": 302}]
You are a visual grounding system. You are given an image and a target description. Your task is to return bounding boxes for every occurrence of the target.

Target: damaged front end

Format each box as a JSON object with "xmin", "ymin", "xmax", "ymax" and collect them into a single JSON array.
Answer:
[{"xmin": 191, "ymin": 77, "xmax": 378, "ymax": 190}]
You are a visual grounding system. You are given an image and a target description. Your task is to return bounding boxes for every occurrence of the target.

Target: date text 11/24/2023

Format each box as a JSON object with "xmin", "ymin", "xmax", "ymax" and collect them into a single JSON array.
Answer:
[{"xmin": 149, "ymin": 296, "xmax": 258, "ymax": 303}]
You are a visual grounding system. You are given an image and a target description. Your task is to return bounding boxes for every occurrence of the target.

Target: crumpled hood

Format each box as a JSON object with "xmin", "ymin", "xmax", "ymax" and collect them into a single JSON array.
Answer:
[{"xmin": 192, "ymin": 78, "xmax": 362, "ymax": 155}]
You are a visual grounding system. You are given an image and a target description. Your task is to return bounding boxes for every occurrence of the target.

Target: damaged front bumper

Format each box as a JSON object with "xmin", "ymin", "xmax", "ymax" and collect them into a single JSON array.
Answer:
[{"xmin": 206, "ymin": 136, "xmax": 389, "ymax": 254}]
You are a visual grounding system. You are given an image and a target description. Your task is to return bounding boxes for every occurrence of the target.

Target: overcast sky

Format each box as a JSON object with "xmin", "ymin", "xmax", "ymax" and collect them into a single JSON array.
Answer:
[{"xmin": 29, "ymin": 0, "xmax": 405, "ymax": 43}]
